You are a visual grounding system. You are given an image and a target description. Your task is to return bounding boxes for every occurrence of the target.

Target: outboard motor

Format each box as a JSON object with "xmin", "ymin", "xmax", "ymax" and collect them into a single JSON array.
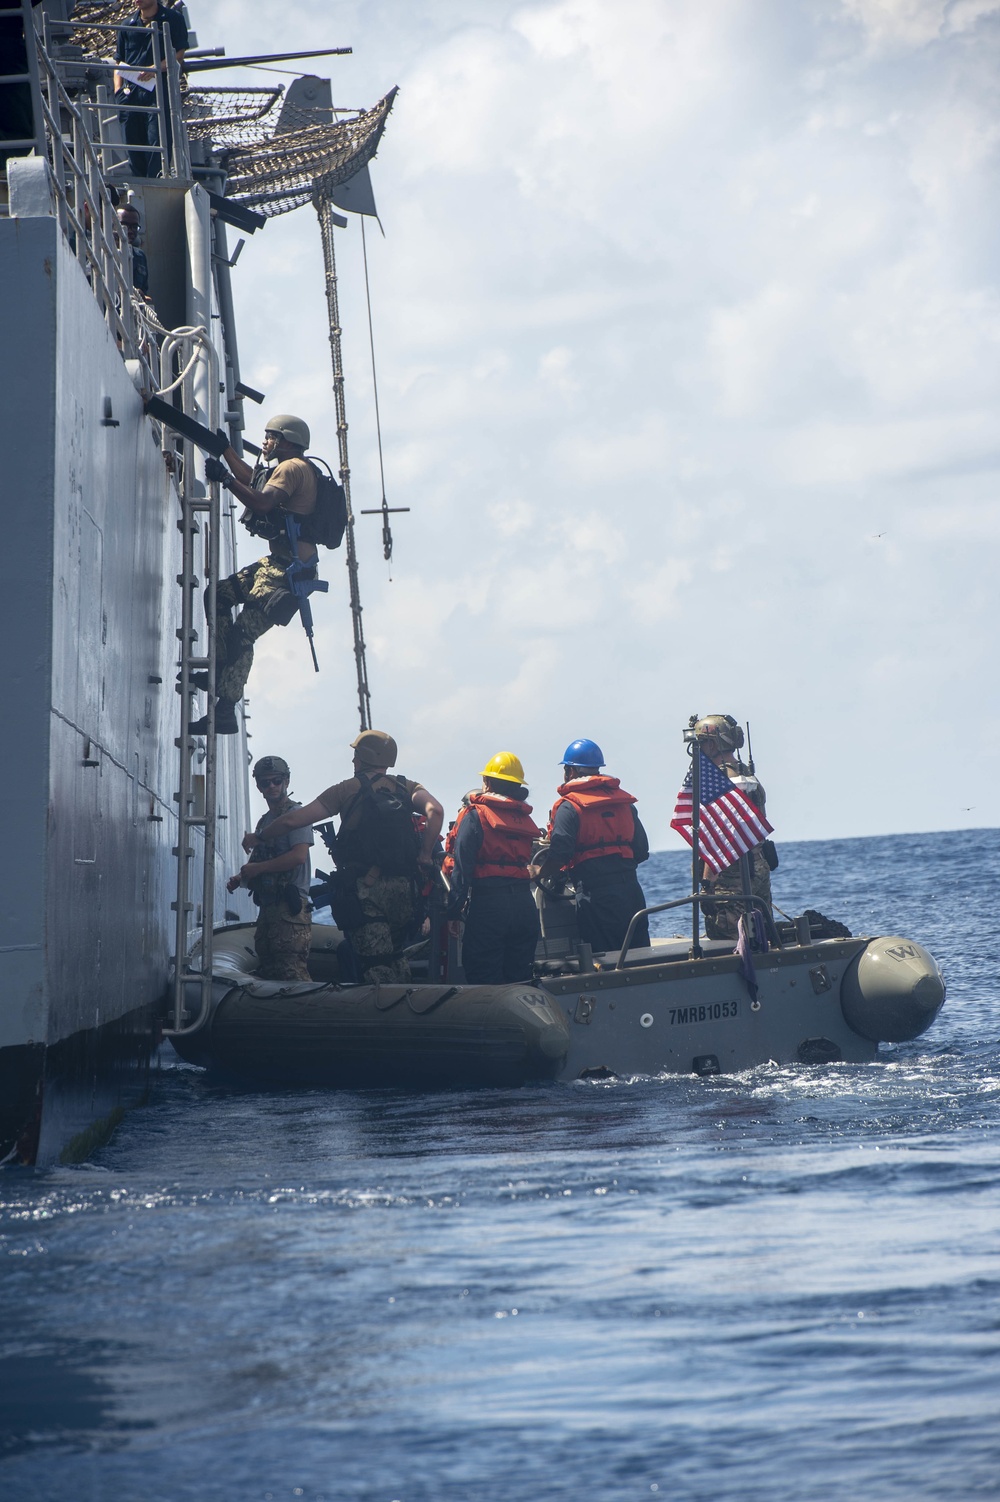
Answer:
[{"xmin": 533, "ymin": 875, "xmax": 596, "ymax": 973}]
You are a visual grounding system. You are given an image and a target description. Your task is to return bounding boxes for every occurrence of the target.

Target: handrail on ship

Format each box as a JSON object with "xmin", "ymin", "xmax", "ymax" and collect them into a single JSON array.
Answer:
[
  {"xmin": 0, "ymin": 3, "xmax": 188, "ymax": 382},
  {"xmin": 37, "ymin": 7, "xmax": 191, "ymax": 180}
]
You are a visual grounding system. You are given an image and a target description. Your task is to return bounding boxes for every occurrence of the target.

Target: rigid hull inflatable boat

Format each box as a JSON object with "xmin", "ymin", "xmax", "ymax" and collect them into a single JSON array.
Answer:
[{"xmin": 168, "ymin": 916, "xmax": 946, "ymax": 1086}]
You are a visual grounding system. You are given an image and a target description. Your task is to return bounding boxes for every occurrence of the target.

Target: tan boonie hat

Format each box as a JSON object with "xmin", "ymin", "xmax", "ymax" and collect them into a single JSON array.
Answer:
[{"xmin": 350, "ymin": 730, "xmax": 398, "ymax": 767}]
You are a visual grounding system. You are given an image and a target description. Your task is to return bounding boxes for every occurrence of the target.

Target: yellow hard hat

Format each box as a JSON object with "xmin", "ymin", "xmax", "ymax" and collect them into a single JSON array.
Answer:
[{"xmin": 481, "ymin": 751, "xmax": 525, "ymax": 784}]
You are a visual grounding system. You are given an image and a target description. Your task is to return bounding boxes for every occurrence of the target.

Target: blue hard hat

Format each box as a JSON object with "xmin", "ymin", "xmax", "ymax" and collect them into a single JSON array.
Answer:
[{"xmin": 561, "ymin": 738, "xmax": 604, "ymax": 768}]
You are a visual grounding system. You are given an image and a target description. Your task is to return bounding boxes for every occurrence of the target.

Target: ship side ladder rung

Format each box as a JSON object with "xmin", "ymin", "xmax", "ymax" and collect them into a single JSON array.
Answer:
[{"xmin": 163, "ymin": 328, "xmax": 224, "ymax": 1039}]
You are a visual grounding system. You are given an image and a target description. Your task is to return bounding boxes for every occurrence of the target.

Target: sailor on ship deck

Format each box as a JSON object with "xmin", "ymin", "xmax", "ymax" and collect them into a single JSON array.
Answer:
[
  {"xmin": 117, "ymin": 202, "xmax": 150, "ymax": 296},
  {"xmin": 114, "ymin": 0, "xmax": 188, "ymax": 179},
  {"xmin": 195, "ymin": 414, "xmax": 318, "ymax": 735}
]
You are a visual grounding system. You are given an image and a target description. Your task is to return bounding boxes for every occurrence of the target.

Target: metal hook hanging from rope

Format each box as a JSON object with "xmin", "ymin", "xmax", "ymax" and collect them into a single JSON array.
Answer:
[{"xmin": 357, "ymin": 215, "xmax": 408, "ymax": 571}]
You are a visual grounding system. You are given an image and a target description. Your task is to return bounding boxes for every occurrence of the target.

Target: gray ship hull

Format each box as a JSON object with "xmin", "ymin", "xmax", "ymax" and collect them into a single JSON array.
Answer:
[{"xmin": 0, "ymin": 216, "xmax": 251, "ymax": 1162}]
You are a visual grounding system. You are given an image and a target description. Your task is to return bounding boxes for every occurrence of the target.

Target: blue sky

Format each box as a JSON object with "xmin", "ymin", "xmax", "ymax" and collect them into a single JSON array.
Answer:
[{"xmin": 200, "ymin": 0, "xmax": 1000, "ymax": 847}]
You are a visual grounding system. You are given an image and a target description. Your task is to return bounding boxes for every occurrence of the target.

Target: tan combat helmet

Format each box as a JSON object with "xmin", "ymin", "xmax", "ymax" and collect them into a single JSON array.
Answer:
[
  {"xmin": 263, "ymin": 413, "xmax": 310, "ymax": 449},
  {"xmin": 351, "ymin": 730, "xmax": 398, "ymax": 768},
  {"xmin": 253, "ymin": 755, "xmax": 290, "ymax": 782},
  {"xmin": 693, "ymin": 714, "xmax": 744, "ymax": 756}
]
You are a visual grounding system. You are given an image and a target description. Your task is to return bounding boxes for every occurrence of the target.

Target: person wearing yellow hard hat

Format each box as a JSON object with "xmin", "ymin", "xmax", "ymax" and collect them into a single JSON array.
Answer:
[{"xmin": 443, "ymin": 753, "xmax": 542, "ymax": 984}]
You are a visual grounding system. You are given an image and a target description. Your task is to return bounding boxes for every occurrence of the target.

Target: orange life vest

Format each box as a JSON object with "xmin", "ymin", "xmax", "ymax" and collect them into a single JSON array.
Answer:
[
  {"xmin": 443, "ymin": 793, "xmax": 541, "ymax": 881},
  {"xmin": 547, "ymin": 776, "xmax": 637, "ymax": 869}
]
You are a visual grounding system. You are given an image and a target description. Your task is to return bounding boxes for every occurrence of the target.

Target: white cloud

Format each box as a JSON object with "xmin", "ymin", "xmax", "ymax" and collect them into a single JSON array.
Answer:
[{"xmin": 841, "ymin": 0, "xmax": 1000, "ymax": 50}]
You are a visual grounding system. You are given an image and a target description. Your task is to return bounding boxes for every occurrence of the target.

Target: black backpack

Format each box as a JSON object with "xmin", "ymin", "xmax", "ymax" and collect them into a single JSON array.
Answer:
[
  {"xmin": 337, "ymin": 773, "xmax": 420, "ymax": 878},
  {"xmin": 299, "ymin": 457, "xmax": 348, "ymax": 550}
]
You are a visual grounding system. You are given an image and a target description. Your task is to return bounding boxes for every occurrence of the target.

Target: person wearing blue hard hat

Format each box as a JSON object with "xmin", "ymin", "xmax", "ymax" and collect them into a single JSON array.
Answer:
[{"xmin": 529, "ymin": 739, "xmax": 650, "ymax": 955}]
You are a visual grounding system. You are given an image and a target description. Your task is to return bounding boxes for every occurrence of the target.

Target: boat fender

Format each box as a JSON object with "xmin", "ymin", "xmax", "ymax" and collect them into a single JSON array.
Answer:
[{"xmin": 840, "ymin": 937, "xmax": 945, "ymax": 1043}]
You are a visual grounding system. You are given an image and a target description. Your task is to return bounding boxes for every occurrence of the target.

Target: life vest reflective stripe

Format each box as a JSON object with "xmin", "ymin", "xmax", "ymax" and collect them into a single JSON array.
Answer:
[
  {"xmin": 443, "ymin": 794, "xmax": 541, "ymax": 881},
  {"xmin": 547, "ymin": 776, "xmax": 637, "ymax": 869}
]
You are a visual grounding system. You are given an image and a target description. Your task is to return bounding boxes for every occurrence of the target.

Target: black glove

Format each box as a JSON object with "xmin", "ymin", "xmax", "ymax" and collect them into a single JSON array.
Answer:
[{"xmin": 205, "ymin": 456, "xmax": 228, "ymax": 484}]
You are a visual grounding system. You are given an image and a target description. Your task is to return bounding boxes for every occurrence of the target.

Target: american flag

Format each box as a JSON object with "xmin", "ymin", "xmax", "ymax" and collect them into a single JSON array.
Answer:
[{"xmin": 670, "ymin": 751, "xmax": 774, "ymax": 876}]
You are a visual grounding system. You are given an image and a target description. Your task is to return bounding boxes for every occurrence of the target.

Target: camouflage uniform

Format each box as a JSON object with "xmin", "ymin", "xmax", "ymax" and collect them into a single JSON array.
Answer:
[
  {"xmin": 214, "ymin": 557, "xmax": 302, "ymax": 707},
  {"xmin": 212, "ymin": 454, "xmax": 317, "ymax": 704},
  {"xmin": 347, "ymin": 874, "xmax": 416, "ymax": 985},
  {"xmin": 703, "ymin": 766, "xmax": 774, "ymax": 941},
  {"xmin": 254, "ymin": 898, "xmax": 313, "ymax": 982},
  {"xmin": 249, "ymin": 791, "xmax": 313, "ymax": 982}
]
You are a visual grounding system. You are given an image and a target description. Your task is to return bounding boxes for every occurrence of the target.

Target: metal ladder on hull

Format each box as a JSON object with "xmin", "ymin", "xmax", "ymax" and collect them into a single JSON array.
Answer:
[{"xmin": 160, "ymin": 327, "xmax": 223, "ymax": 1035}]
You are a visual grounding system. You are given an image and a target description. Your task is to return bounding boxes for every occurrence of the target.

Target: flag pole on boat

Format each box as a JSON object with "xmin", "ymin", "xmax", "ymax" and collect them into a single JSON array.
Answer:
[{"xmin": 686, "ymin": 717, "xmax": 703, "ymax": 959}]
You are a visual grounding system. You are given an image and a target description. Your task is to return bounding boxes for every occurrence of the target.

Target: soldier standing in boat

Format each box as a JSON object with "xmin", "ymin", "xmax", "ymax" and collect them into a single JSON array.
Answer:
[
  {"xmin": 529, "ymin": 739, "xmax": 650, "ymax": 954},
  {"xmin": 264, "ymin": 731, "xmax": 444, "ymax": 985},
  {"xmin": 694, "ymin": 714, "xmax": 776, "ymax": 939},
  {"xmin": 227, "ymin": 755, "xmax": 314, "ymax": 982},
  {"xmin": 443, "ymin": 753, "xmax": 542, "ymax": 984},
  {"xmin": 194, "ymin": 414, "xmax": 318, "ymax": 734}
]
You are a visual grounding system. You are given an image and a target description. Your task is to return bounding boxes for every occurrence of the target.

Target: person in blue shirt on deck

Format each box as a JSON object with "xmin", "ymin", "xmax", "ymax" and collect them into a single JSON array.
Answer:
[{"xmin": 114, "ymin": 0, "xmax": 188, "ymax": 178}]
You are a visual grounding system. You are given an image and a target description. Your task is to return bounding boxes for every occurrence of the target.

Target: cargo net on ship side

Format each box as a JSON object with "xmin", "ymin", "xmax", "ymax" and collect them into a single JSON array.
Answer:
[
  {"xmin": 184, "ymin": 87, "xmax": 397, "ymax": 216},
  {"xmin": 70, "ymin": 2, "xmax": 396, "ymax": 214},
  {"xmin": 70, "ymin": 0, "xmax": 135, "ymax": 59}
]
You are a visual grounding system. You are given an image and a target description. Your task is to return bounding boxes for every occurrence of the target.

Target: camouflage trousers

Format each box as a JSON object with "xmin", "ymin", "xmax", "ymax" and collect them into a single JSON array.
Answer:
[
  {"xmin": 211, "ymin": 558, "xmax": 302, "ymax": 705},
  {"xmin": 703, "ymin": 848, "xmax": 773, "ymax": 941},
  {"xmin": 254, "ymin": 900, "xmax": 312, "ymax": 982},
  {"xmin": 345, "ymin": 875, "xmax": 416, "ymax": 985}
]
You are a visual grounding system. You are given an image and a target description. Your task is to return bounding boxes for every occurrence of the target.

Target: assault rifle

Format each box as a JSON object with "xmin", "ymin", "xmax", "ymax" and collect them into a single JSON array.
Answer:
[{"xmin": 283, "ymin": 513, "xmax": 329, "ymax": 672}]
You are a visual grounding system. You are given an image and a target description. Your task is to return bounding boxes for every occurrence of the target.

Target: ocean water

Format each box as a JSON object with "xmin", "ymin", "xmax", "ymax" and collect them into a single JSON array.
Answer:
[{"xmin": 1, "ymin": 830, "xmax": 998, "ymax": 1502}]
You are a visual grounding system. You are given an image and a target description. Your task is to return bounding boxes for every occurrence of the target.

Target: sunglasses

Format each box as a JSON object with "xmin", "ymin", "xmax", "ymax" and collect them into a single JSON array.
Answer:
[{"xmin": 256, "ymin": 776, "xmax": 286, "ymax": 789}]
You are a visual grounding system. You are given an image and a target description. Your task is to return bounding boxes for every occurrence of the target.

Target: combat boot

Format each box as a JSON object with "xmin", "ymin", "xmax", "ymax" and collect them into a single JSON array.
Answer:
[{"xmin": 189, "ymin": 698, "xmax": 239, "ymax": 735}]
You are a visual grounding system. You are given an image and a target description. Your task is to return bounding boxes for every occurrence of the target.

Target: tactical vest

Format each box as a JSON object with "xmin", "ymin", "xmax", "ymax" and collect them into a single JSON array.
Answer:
[
  {"xmin": 241, "ymin": 462, "xmax": 335, "ymax": 560},
  {"xmin": 547, "ymin": 776, "xmax": 637, "ymax": 869},
  {"xmin": 336, "ymin": 773, "xmax": 419, "ymax": 879},
  {"xmin": 249, "ymin": 796, "xmax": 301, "ymax": 906},
  {"xmin": 444, "ymin": 793, "xmax": 541, "ymax": 881},
  {"xmin": 240, "ymin": 463, "xmax": 284, "ymax": 545}
]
